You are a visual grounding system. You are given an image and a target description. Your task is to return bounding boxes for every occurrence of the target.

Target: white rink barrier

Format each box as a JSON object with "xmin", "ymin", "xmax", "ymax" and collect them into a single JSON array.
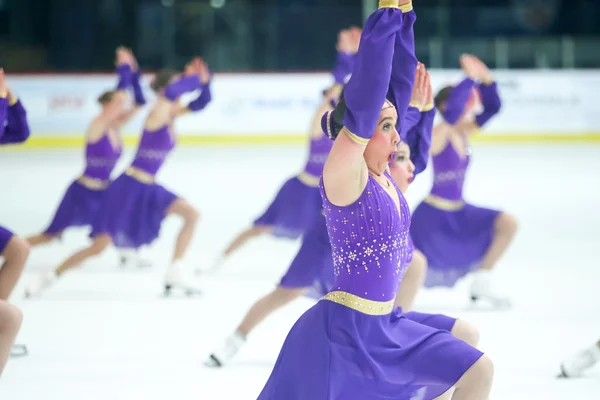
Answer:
[{"xmin": 5, "ymin": 70, "xmax": 600, "ymax": 147}]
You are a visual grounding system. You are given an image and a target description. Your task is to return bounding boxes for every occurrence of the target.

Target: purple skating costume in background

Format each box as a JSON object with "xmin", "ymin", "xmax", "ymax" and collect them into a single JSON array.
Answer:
[
  {"xmin": 410, "ymin": 78, "xmax": 502, "ymax": 287},
  {"xmin": 44, "ymin": 135, "xmax": 122, "ymax": 235},
  {"xmin": 257, "ymin": 5, "xmax": 482, "ymax": 399},
  {"xmin": 253, "ymin": 134, "xmax": 332, "ymax": 238},
  {"xmin": 252, "ymin": 45, "xmax": 354, "ymax": 239},
  {"xmin": 43, "ymin": 65, "xmax": 145, "ymax": 236},
  {"xmin": 90, "ymin": 75, "xmax": 211, "ymax": 248},
  {"xmin": 0, "ymin": 94, "xmax": 31, "ymax": 252}
]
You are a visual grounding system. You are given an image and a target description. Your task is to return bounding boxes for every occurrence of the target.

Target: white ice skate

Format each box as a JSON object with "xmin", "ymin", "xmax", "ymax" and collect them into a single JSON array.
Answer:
[
  {"xmin": 194, "ymin": 254, "xmax": 225, "ymax": 276},
  {"xmin": 163, "ymin": 262, "xmax": 202, "ymax": 296},
  {"xmin": 24, "ymin": 271, "xmax": 57, "ymax": 298},
  {"xmin": 469, "ymin": 270, "xmax": 511, "ymax": 309},
  {"xmin": 559, "ymin": 344, "xmax": 600, "ymax": 378},
  {"xmin": 10, "ymin": 344, "xmax": 28, "ymax": 357},
  {"xmin": 118, "ymin": 249, "xmax": 152, "ymax": 268},
  {"xmin": 204, "ymin": 331, "xmax": 246, "ymax": 367}
]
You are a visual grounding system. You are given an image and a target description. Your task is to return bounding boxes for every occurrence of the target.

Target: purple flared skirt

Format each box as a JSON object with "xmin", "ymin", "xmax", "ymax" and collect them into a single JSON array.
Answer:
[
  {"xmin": 410, "ymin": 200, "xmax": 500, "ymax": 288},
  {"xmin": 254, "ymin": 176, "xmax": 323, "ymax": 239},
  {"xmin": 257, "ymin": 300, "xmax": 482, "ymax": 400},
  {"xmin": 90, "ymin": 173, "xmax": 178, "ymax": 249},
  {"xmin": 45, "ymin": 180, "xmax": 108, "ymax": 235}
]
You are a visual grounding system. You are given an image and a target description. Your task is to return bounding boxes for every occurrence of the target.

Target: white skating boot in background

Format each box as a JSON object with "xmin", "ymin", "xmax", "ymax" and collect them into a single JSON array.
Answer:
[
  {"xmin": 24, "ymin": 271, "xmax": 57, "ymax": 298},
  {"xmin": 469, "ymin": 269, "xmax": 511, "ymax": 309},
  {"xmin": 118, "ymin": 248, "xmax": 152, "ymax": 268},
  {"xmin": 163, "ymin": 261, "xmax": 202, "ymax": 296},
  {"xmin": 559, "ymin": 342, "xmax": 600, "ymax": 378},
  {"xmin": 195, "ymin": 254, "xmax": 226, "ymax": 276},
  {"xmin": 204, "ymin": 331, "xmax": 247, "ymax": 367}
]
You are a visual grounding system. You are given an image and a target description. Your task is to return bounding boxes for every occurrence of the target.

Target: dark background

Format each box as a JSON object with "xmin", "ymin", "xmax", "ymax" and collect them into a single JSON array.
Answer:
[{"xmin": 1, "ymin": 0, "xmax": 598, "ymax": 71}]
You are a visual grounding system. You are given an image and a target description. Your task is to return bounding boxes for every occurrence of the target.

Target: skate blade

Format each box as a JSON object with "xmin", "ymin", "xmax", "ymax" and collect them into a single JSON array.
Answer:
[
  {"xmin": 11, "ymin": 344, "xmax": 28, "ymax": 358},
  {"xmin": 204, "ymin": 354, "xmax": 223, "ymax": 368},
  {"xmin": 163, "ymin": 284, "xmax": 202, "ymax": 297},
  {"xmin": 469, "ymin": 295, "xmax": 512, "ymax": 310}
]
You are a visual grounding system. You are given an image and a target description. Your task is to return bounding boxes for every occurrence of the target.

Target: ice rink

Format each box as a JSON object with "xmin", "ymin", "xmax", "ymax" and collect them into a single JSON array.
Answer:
[{"xmin": 0, "ymin": 143, "xmax": 599, "ymax": 399}]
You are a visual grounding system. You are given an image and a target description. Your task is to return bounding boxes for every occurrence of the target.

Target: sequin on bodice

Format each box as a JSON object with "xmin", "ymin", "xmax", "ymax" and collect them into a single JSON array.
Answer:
[
  {"xmin": 430, "ymin": 140, "xmax": 470, "ymax": 201},
  {"xmin": 320, "ymin": 172, "xmax": 412, "ymax": 304},
  {"xmin": 83, "ymin": 134, "xmax": 122, "ymax": 181},
  {"xmin": 303, "ymin": 134, "xmax": 333, "ymax": 177},
  {"xmin": 131, "ymin": 125, "xmax": 176, "ymax": 175}
]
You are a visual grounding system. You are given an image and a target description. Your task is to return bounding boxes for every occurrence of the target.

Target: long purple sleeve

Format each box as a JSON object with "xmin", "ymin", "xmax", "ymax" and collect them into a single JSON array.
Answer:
[
  {"xmin": 474, "ymin": 81, "xmax": 501, "ymax": 127},
  {"xmin": 399, "ymin": 105, "xmax": 421, "ymax": 140},
  {"xmin": 164, "ymin": 76, "xmax": 202, "ymax": 101},
  {"xmin": 115, "ymin": 64, "xmax": 133, "ymax": 90},
  {"xmin": 387, "ymin": 6, "xmax": 418, "ymax": 134},
  {"xmin": 187, "ymin": 83, "xmax": 212, "ymax": 112},
  {"xmin": 131, "ymin": 70, "xmax": 147, "ymax": 106},
  {"xmin": 442, "ymin": 77, "xmax": 475, "ymax": 125},
  {"xmin": 332, "ymin": 52, "xmax": 356, "ymax": 85},
  {"xmin": 341, "ymin": 6, "xmax": 414, "ymax": 142},
  {"xmin": 406, "ymin": 107, "xmax": 435, "ymax": 176},
  {"xmin": 0, "ymin": 99, "xmax": 30, "ymax": 145}
]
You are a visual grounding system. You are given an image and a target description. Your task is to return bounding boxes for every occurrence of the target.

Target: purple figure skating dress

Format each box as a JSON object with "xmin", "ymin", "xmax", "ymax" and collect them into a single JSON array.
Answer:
[
  {"xmin": 90, "ymin": 75, "xmax": 211, "ymax": 248},
  {"xmin": 43, "ymin": 64, "xmax": 144, "ymax": 236},
  {"xmin": 410, "ymin": 77, "xmax": 502, "ymax": 287},
  {"xmin": 257, "ymin": 4, "xmax": 482, "ymax": 399}
]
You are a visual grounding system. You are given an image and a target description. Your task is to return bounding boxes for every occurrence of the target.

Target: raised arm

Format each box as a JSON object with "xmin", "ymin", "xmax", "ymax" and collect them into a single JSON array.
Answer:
[
  {"xmin": 473, "ymin": 82, "xmax": 501, "ymax": 128},
  {"xmin": 0, "ymin": 70, "xmax": 31, "ymax": 145},
  {"xmin": 116, "ymin": 48, "xmax": 147, "ymax": 127},
  {"xmin": 185, "ymin": 58, "xmax": 212, "ymax": 114},
  {"xmin": 145, "ymin": 59, "xmax": 203, "ymax": 130},
  {"xmin": 388, "ymin": 3, "xmax": 419, "ymax": 132},
  {"xmin": 322, "ymin": 1, "xmax": 416, "ymax": 206},
  {"xmin": 2, "ymin": 90, "xmax": 31, "ymax": 144},
  {"xmin": 403, "ymin": 64, "xmax": 434, "ymax": 176},
  {"xmin": 452, "ymin": 55, "xmax": 502, "ymax": 133}
]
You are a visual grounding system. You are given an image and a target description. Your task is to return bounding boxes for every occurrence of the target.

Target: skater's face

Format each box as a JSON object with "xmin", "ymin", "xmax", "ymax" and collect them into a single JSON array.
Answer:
[
  {"xmin": 364, "ymin": 101, "xmax": 400, "ymax": 175},
  {"xmin": 389, "ymin": 142, "xmax": 414, "ymax": 193}
]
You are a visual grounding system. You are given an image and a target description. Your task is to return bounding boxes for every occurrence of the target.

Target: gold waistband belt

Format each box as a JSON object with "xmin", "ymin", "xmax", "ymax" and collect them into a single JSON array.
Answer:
[
  {"xmin": 125, "ymin": 166, "xmax": 155, "ymax": 184},
  {"xmin": 77, "ymin": 175, "xmax": 110, "ymax": 190},
  {"xmin": 323, "ymin": 290, "xmax": 395, "ymax": 315},
  {"xmin": 424, "ymin": 194, "xmax": 465, "ymax": 211},
  {"xmin": 297, "ymin": 171, "xmax": 320, "ymax": 187}
]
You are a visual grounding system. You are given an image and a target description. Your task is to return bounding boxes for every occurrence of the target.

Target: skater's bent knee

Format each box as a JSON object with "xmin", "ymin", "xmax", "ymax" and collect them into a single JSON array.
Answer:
[
  {"xmin": 5, "ymin": 236, "xmax": 30, "ymax": 263},
  {"xmin": 473, "ymin": 354, "xmax": 494, "ymax": 383},
  {"xmin": 451, "ymin": 319, "xmax": 480, "ymax": 347},
  {"xmin": 186, "ymin": 207, "xmax": 200, "ymax": 224}
]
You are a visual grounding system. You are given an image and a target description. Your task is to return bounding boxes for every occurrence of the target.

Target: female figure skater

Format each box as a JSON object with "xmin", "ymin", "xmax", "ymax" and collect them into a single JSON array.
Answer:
[
  {"xmin": 206, "ymin": 28, "xmax": 361, "ymax": 272},
  {"xmin": 205, "ymin": 63, "xmax": 445, "ymax": 368},
  {"xmin": 410, "ymin": 54, "xmax": 518, "ymax": 308},
  {"xmin": 26, "ymin": 47, "xmax": 148, "ymax": 268},
  {"xmin": 0, "ymin": 68, "xmax": 31, "ymax": 372},
  {"xmin": 25, "ymin": 58, "xmax": 213, "ymax": 298},
  {"xmin": 256, "ymin": 3, "xmax": 493, "ymax": 399},
  {"xmin": 559, "ymin": 339, "xmax": 600, "ymax": 378}
]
